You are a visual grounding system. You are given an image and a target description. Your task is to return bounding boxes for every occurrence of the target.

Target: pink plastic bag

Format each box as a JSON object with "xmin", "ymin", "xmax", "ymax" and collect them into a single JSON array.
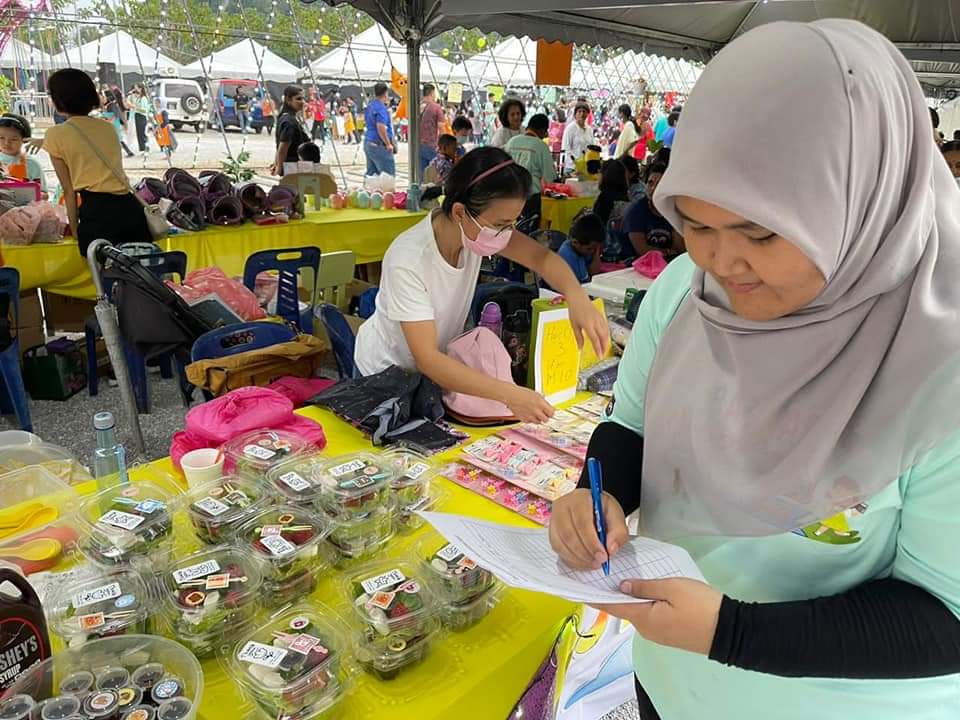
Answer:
[
  {"xmin": 632, "ymin": 250, "xmax": 668, "ymax": 279},
  {"xmin": 266, "ymin": 377, "xmax": 335, "ymax": 407},
  {"xmin": 168, "ymin": 267, "xmax": 266, "ymax": 320},
  {"xmin": 170, "ymin": 386, "xmax": 326, "ymax": 471},
  {"xmin": 0, "ymin": 202, "xmax": 64, "ymax": 244}
]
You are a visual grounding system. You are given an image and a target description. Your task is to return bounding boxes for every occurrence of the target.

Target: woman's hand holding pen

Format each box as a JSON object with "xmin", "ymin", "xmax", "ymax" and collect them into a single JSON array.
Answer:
[{"xmin": 548, "ymin": 489, "xmax": 628, "ymax": 570}]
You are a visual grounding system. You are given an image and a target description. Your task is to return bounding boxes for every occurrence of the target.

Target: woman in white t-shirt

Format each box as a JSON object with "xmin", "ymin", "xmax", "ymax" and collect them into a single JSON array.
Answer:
[{"xmin": 354, "ymin": 146, "xmax": 609, "ymax": 423}]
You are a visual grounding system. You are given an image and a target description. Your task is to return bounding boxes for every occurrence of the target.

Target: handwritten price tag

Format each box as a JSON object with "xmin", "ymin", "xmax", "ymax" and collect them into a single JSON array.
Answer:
[
  {"xmin": 360, "ymin": 568, "xmax": 405, "ymax": 594},
  {"xmin": 237, "ymin": 641, "xmax": 288, "ymax": 668},
  {"xmin": 98, "ymin": 509, "xmax": 144, "ymax": 531},
  {"xmin": 73, "ymin": 582, "xmax": 122, "ymax": 609},
  {"xmin": 172, "ymin": 559, "xmax": 221, "ymax": 585}
]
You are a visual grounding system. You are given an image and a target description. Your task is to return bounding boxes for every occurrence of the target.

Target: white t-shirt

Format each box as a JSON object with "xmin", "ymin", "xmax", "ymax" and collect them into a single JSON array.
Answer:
[
  {"xmin": 355, "ymin": 213, "xmax": 483, "ymax": 375},
  {"xmin": 561, "ymin": 122, "xmax": 595, "ymax": 170}
]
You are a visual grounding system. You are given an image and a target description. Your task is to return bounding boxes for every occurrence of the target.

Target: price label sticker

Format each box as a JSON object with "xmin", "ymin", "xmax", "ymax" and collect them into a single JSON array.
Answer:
[
  {"xmin": 172, "ymin": 559, "xmax": 221, "ymax": 585},
  {"xmin": 79, "ymin": 613, "xmax": 105, "ymax": 630},
  {"xmin": 288, "ymin": 634, "xmax": 320, "ymax": 654},
  {"xmin": 244, "ymin": 444, "xmax": 276, "ymax": 461},
  {"xmin": 98, "ymin": 509, "xmax": 145, "ymax": 531},
  {"xmin": 328, "ymin": 459, "xmax": 366, "ymax": 477},
  {"xmin": 73, "ymin": 582, "xmax": 122, "ymax": 609},
  {"xmin": 194, "ymin": 496, "xmax": 230, "ymax": 517},
  {"xmin": 237, "ymin": 641, "xmax": 288, "ymax": 668},
  {"xmin": 360, "ymin": 568, "xmax": 405, "ymax": 594},
  {"xmin": 279, "ymin": 472, "xmax": 312, "ymax": 493},
  {"xmin": 135, "ymin": 499, "xmax": 164, "ymax": 514},
  {"xmin": 406, "ymin": 462, "xmax": 430, "ymax": 480},
  {"xmin": 436, "ymin": 543, "xmax": 463, "ymax": 563},
  {"xmin": 260, "ymin": 534, "xmax": 296, "ymax": 557}
]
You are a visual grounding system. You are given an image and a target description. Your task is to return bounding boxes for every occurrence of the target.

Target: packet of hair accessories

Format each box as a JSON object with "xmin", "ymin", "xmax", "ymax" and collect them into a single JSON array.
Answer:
[{"xmin": 0, "ymin": 569, "xmax": 52, "ymax": 694}]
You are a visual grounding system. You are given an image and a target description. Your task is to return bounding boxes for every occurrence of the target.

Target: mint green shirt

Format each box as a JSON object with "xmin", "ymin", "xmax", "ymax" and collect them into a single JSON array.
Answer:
[
  {"xmin": 611, "ymin": 253, "xmax": 960, "ymax": 720},
  {"xmin": 505, "ymin": 133, "xmax": 557, "ymax": 194}
]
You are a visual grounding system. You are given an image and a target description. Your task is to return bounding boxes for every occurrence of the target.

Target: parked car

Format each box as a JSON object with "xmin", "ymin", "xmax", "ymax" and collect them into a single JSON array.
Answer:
[
  {"xmin": 150, "ymin": 78, "xmax": 207, "ymax": 133},
  {"xmin": 208, "ymin": 79, "xmax": 270, "ymax": 133}
]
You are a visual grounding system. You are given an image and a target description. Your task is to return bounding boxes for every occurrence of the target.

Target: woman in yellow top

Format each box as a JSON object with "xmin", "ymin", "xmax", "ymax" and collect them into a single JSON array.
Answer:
[{"xmin": 36, "ymin": 69, "xmax": 152, "ymax": 257}]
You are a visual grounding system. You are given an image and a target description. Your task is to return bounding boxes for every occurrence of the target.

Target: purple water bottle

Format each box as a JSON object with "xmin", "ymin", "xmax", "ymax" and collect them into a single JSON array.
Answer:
[{"xmin": 478, "ymin": 301, "xmax": 503, "ymax": 339}]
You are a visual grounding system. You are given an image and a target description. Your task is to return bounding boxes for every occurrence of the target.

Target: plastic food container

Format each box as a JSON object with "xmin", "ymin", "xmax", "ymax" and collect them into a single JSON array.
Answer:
[
  {"xmin": 228, "ymin": 606, "xmax": 351, "ymax": 720},
  {"xmin": 2, "ymin": 635, "xmax": 202, "ymax": 720},
  {"xmin": 381, "ymin": 449, "xmax": 439, "ymax": 532},
  {"xmin": 157, "ymin": 547, "xmax": 262, "ymax": 658},
  {"xmin": 50, "ymin": 569, "xmax": 153, "ymax": 649},
  {"xmin": 238, "ymin": 505, "xmax": 331, "ymax": 607},
  {"xmin": 0, "ymin": 465, "xmax": 80, "ymax": 542},
  {"xmin": 78, "ymin": 482, "xmax": 177, "ymax": 569},
  {"xmin": 183, "ymin": 475, "xmax": 269, "ymax": 545},
  {"xmin": 264, "ymin": 453, "xmax": 327, "ymax": 509},
  {"xmin": 326, "ymin": 504, "xmax": 394, "ymax": 567},
  {"xmin": 314, "ymin": 453, "xmax": 393, "ymax": 519},
  {"xmin": 223, "ymin": 429, "xmax": 311, "ymax": 480},
  {"xmin": 437, "ymin": 585, "xmax": 502, "ymax": 631},
  {"xmin": 417, "ymin": 535, "xmax": 497, "ymax": 607},
  {"xmin": 345, "ymin": 562, "xmax": 439, "ymax": 679}
]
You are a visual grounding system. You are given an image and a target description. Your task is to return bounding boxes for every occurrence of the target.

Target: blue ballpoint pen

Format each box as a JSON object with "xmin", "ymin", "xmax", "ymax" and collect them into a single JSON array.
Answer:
[{"xmin": 586, "ymin": 457, "xmax": 609, "ymax": 576}]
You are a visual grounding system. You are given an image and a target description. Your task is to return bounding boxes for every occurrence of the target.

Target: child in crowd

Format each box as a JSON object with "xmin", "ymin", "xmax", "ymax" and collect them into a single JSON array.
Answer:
[
  {"xmin": 451, "ymin": 116, "xmax": 473, "ymax": 157},
  {"xmin": 297, "ymin": 141, "xmax": 322, "ymax": 163},
  {"xmin": 557, "ymin": 209, "xmax": 604, "ymax": 284},
  {"xmin": 425, "ymin": 134, "xmax": 458, "ymax": 185},
  {"xmin": 940, "ymin": 140, "xmax": 960, "ymax": 186},
  {"xmin": 0, "ymin": 113, "xmax": 48, "ymax": 198},
  {"xmin": 620, "ymin": 154, "xmax": 643, "ymax": 200},
  {"xmin": 154, "ymin": 108, "xmax": 177, "ymax": 158}
]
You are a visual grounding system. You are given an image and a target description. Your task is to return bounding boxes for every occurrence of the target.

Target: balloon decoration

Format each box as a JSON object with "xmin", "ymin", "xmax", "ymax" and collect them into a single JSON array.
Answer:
[
  {"xmin": 321, "ymin": 34, "xmax": 330, "ymax": 46},
  {"xmin": 442, "ymin": 48, "xmax": 449, "ymax": 57},
  {"xmin": 477, "ymin": 37, "xmax": 487, "ymax": 49},
  {"xmin": 391, "ymin": 66, "xmax": 409, "ymax": 120}
]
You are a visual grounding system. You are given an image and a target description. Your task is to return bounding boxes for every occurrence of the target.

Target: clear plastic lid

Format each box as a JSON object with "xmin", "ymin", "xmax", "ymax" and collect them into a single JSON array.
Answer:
[
  {"xmin": 326, "ymin": 504, "xmax": 394, "ymax": 560},
  {"xmin": 263, "ymin": 453, "xmax": 327, "ymax": 506},
  {"xmin": 436, "ymin": 584, "xmax": 502, "ymax": 631},
  {"xmin": 416, "ymin": 534, "xmax": 497, "ymax": 605},
  {"xmin": 395, "ymin": 484, "xmax": 445, "ymax": 533},
  {"xmin": 344, "ymin": 561, "xmax": 437, "ymax": 637},
  {"xmin": 238, "ymin": 505, "xmax": 331, "ymax": 571},
  {"xmin": 229, "ymin": 605, "xmax": 350, "ymax": 718},
  {"xmin": 183, "ymin": 475, "xmax": 268, "ymax": 544},
  {"xmin": 222, "ymin": 429, "xmax": 311, "ymax": 478},
  {"xmin": 352, "ymin": 619, "xmax": 439, "ymax": 679},
  {"xmin": 159, "ymin": 546, "xmax": 263, "ymax": 625},
  {"xmin": 78, "ymin": 482, "xmax": 177, "ymax": 568},
  {"xmin": 382, "ymin": 448, "xmax": 436, "ymax": 491},
  {"xmin": 50, "ymin": 569, "xmax": 152, "ymax": 644},
  {"xmin": 315, "ymin": 453, "xmax": 394, "ymax": 518},
  {"xmin": 0, "ymin": 465, "xmax": 80, "ymax": 543}
]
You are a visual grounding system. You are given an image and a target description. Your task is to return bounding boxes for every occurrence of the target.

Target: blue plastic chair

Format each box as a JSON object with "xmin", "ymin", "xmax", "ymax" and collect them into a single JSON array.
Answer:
[
  {"xmin": 191, "ymin": 321, "xmax": 297, "ymax": 362},
  {"xmin": 316, "ymin": 304, "xmax": 355, "ymax": 380},
  {"xmin": 242, "ymin": 247, "xmax": 321, "ymax": 333},
  {"xmin": 0, "ymin": 269, "xmax": 32, "ymax": 431}
]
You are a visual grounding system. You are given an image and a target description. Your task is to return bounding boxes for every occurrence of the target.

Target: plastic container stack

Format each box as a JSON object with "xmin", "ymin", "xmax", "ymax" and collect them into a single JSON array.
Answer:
[
  {"xmin": 222, "ymin": 429, "xmax": 311, "ymax": 480},
  {"xmin": 345, "ymin": 562, "xmax": 440, "ymax": 680},
  {"xmin": 417, "ymin": 535, "xmax": 501, "ymax": 631},
  {"xmin": 50, "ymin": 569, "xmax": 154, "ymax": 649},
  {"xmin": 183, "ymin": 474, "xmax": 269, "ymax": 545},
  {"xmin": 381, "ymin": 449, "xmax": 443, "ymax": 532}
]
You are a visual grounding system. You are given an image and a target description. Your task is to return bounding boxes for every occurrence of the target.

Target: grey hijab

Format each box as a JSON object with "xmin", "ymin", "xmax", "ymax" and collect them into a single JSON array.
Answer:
[{"xmin": 644, "ymin": 19, "xmax": 960, "ymax": 538}]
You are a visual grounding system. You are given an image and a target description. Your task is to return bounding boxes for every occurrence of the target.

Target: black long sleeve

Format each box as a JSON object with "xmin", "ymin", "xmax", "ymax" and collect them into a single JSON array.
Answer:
[
  {"xmin": 576, "ymin": 421, "xmax": 644, "ymax": 515},
  {"xmin": 710, "ymin": 578, "xmax": 960, "ymax": 678}
]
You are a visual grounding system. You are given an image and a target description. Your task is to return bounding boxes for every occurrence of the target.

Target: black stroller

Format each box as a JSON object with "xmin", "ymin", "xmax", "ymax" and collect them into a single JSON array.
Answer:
[{"xmin": 86, "ymin": 240, "xmax": 215, "ymax": 454}]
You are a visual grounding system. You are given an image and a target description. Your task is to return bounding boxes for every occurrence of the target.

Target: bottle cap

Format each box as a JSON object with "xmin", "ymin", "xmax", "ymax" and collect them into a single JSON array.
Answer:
[{"xmin": 94, "ymin": 412, "xmax": 115, "ymax": 431}]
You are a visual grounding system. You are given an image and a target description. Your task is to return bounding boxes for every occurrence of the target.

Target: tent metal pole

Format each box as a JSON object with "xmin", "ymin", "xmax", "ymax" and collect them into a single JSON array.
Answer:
[{"xmin": 406, "ymin": 27, "xmax": 422, "ymax": 186}]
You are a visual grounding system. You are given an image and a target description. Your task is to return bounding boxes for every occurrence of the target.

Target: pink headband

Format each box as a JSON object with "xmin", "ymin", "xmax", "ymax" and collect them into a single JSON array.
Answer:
[{"xmin": 467, "ymin": 159, "xmax": 515, "ymax": 188}]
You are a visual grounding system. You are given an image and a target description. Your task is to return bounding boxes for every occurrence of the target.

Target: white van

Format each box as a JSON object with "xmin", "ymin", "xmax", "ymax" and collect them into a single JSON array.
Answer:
[{"xmin": 150, "ymin": 78, "xmax": 207, "ymax": 133}]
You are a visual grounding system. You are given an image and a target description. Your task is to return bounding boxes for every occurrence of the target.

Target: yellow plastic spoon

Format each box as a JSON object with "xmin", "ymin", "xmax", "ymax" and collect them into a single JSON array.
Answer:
[
  {"xmin": 0, "ymin": 538, "xmax": 63, "ymax": 562},
  {"xmin": 0, "ymin": 506, "xmax": 59, "ymax": 540},
  {"xmin": 0, "ymin": 502, "xmax": 42, "ymax": 527}
]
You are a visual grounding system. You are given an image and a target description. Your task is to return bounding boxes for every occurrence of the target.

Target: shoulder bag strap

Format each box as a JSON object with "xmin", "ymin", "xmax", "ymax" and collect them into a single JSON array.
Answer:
[{"xmin": 65, "ymin": 120, "xmax": 148, "ymax": 208}]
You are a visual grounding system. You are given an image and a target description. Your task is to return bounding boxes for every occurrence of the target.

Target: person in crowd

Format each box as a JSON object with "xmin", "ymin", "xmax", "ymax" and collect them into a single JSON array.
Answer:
[
  {"xmin": 339, "ymin": 103, "xmax": 354, "ymax": 144},
  {"xmin": 621, "ymin": 161, "xmax": 683, "ymax": 258},
  {"xmin": 451, "ymin": 115, "xmax": 473, "ymax": 157},
  {"xmin": 233, "ymin": 88, "xmax": 250, "ymax": 133},
  {"xmin": 424, "ymin": 133, "xmax": 458, "ymax": 185},
  {"xmin": 662, "ymin": 108, "xmax": 681, "ymax": 148},
  {"xmin": 272, "ymin": 85, "xmax": 309, "ymax": 176},
  {"xmin": 556, "ymin": 209, "xmax": 604, "ymax": 283},
  {"xmin": 297, "ymin": 141, "xmax": 321, "ymax": 163},
  {"xmin": 309, "ymin": 91, "xmax": 325, "ymax": 142},
  {"xmin": 37, "ymin": 69, "xmax": 151, "ymax": 256},
  {"xmin": 0, "ymin": 113, "xmax": 47, "ymax": 197},
  {"xmin": 354, "ymin": 146, "xmax": 608, "ymax": 422},
  {"xmin": 940, "ymin": 140, "xmax": 960, "ymax": 185},
  {"xmin": 468, "ymin": 110, "xmax": 483, "ymax": 144},
  {"xmin": 102, "ymin": 87, "xmax": 135, "ymax": 158},
  {"xmin": 550, "ymin": 20, "xmax": 960, "ymax": 720},
  {"xmin": 593, "ymin": 158, "xmax": 630, "ymax": 226},
  {"xmin": 418, "ymin": 83, "xmax": 446, "ymax": 173},
  {"xmin": 620, "ymin": 154, "xmax": 644, "ymax": 200},
  {"xmin": 260, "ymin": 93, "xmax": 276, "ymax": 135},
  {"xmin": 505, "ymin": 112, "xmax": 558, "ymax": 224},
  {"xmin": 930, "ymin": 106, "xmax": 941, "ymax": 147},
  {"xmin": 490, "ymin": 98, "xmax": 525, "ymax": 148},
  {"xmin": 126, "ymin": 84, "xmax": 151, "ymax": 154},
  {"xmin": 364, "ymin": 82, "xmax": 395, "ymax": 177},
  {"xmin": 346, "ymin": 97, "xmax": 361, "ymax": 144},
  {"xmin": 648, "ymin": 146, "xmax": 671, "ymax": 169},
  {"xmin": 633, "ymin": 106, "xmax": 655, "ymax": 160},
  {"xmin": 154, "ymin": 105, "xmax": 176, "ymax": 158},
  {"xmin": 652, "ymin": 103, "xmax": 672, "ymax": 141},
  {"xmin": 607, "ymin": 129, "xmax": 620, "ymax": 158},
  {"xmin": 614, "ymin": 104, "xmax": 639, "ymax": 159},
  {"xmin": 561, "ymin": 101, "xmax": 595, "ymax": 173}
]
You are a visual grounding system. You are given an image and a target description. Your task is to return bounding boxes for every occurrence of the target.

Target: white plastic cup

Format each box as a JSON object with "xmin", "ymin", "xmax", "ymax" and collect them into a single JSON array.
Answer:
[{"xmin": 180, "ymin": 448, "xmax": 224, "ymax": 488}]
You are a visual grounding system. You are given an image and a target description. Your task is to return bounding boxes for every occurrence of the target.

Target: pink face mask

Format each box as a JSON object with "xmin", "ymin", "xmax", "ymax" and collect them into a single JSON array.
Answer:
[{"xmin": 459, "ymin": 212, "xmax": 512, "ymax": 256}]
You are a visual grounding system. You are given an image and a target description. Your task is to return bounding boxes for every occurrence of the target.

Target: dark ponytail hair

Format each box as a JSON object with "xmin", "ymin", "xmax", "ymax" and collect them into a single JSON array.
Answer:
[
  {"xmin": 280, "ymin": 85, "xmax": 303, "ymax": 115},
  {"xmin": 441, "ymin": 146, "xmax": 531, "ymax": 217}
]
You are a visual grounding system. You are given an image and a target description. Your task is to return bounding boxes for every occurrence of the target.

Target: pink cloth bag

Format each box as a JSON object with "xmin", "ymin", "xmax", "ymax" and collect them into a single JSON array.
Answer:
[
  {"xmin": 170, "ymin": 386, "xmax": 326, "ymax": 471},
  {"xmin": 442, "ymin": 327, "xmax": 516, "ymax": 423},
  {"xmin": 632, "ymin": 250, "xmax": 668, "ymax": 279}
]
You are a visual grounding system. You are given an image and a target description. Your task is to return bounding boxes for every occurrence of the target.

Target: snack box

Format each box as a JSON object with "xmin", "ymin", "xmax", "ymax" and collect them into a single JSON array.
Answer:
[
  {"xmin": 223, "ymin": 429, "xmax": 311, "ymax": 480},
  {"xmin": 183, "ymin": 474, "xmax": 269, "ymax": 545},
  {"xmin": 49, "ymin": 568, "xmax": 153, "ymax": 649},
  {"xmin": 314, "ymin": 453, "xmax": 394, "ymax": 520},
  {"xmin": 326, "ymin": 504, "xmax": 394, "ymax": 567}
]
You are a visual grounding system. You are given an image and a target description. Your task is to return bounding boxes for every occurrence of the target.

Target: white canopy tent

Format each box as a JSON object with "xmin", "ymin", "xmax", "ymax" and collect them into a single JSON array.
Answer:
[
  {"xmin": 600, "ymin": 50, "xmax": 701, "ymax": 94},
  {"xmin": 52, "ymin": 30, "xmax": 181, "ymax": 75},
  {"xmin": 306, "ymin": 24, "xmax": 454, "ymax": 83},
  {"xmin": 183, "ymin": 39, "xmax": 300, "ymax": 82},
  {"xmin": 1, "ymin": 38, "xmax": 52, "ymax": 70}
]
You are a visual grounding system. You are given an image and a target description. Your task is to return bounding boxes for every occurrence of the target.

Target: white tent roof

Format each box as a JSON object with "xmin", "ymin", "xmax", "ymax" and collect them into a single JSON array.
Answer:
[
  {"xmin": 1, "ymin": 38, "xmax": 52, "ymax": 69},
  {"xmin": 183, "ymin": 39, "xmax": 300, "ymax": 83},
  {"xmin": 447, "ymin": 36, "xmax": 602, "ymax": 89},
  {"xmin": 52, "ymin": 30, "xmax": 181, "ymax": 75},
  {"xmin": 307, "ymin": 24, "xmax": 453, "ymax": 82},
  {"xmin": 601, "ymin": 50, "xmax": 701, "ymax": 93}
]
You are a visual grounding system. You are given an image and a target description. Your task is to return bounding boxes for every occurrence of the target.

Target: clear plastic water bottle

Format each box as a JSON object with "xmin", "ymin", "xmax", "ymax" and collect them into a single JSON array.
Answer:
[
  {"xmin": 478, "ymin": 301, "xmax": 503, "ymax": 339},
  {"xmin": 93, "ymin": 411, "xmax": 128, "ymax": 491},
  {"xmin": 407, "ymin": 183, "xmax": 421, "ymax": 212}
]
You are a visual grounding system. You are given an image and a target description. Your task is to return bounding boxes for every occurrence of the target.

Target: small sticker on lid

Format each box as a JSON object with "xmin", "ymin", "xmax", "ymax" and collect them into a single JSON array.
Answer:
[
  {"xmin": 172, "ymin": 559, "xmax": 221, "ymax": 585},
  {"xmin": 237, "ymin": 640, "xmax": 288, "ymax": 668},
  {"xmin": 205, "ymin": 573, "xmax": 229, "ymax": 590},
  {"xmin": 194, "ymin": 496, "xmax": 230, "ymax": 517},
  {"xmin": 152, "ymin": 679, "xmax": 180, "ymax": 700},
  {"xmin": 259, "ymin": 524, "xmax": 282, "ymax": 536},
  {"xmin": 117, "ymin": 688, "xmax": 137, "ymax": 706},
  {"xmin": 126, "ymin": 708, "xmax": 150, "ymax": 720},
  {"xmin": 344, "ymin": 474, "xmax": 375, "ymax": 489},
  {"xmin": 435, "ymin": 543, "xmax": 463, "ymax": 563},
  {"xmin": 328, "ymin": 458, "xmax": 366, "ymax": 477},
  {"xmin": 279, "ymin": 471, "xmax": 311, "ymax": 493},
  {"xmin": 99, "ymin": 509, "xmax": 145, "ymax": 531},
  {"xmin": 288, "ymin": 633, "xmax": 320, "ymax": 654},
  {"xmin": 360, "ymin": 568, "xmax": 405, "ymax": 594},
  {"xmin": 135, "ymin": 499, "xmax": 163, "ymax": 514},
  {"xmin": 88, "ymin": 691, "xmax": 116, "ymax": 711},
  {"xmin": 79, "ymin": 612, "xmax": 105, "ymax": 630},
  {"xmin": 73, "ymin": 581, "xmax": 122, "ymax": 609},
  {"xmin": 367, "ymin": 591, "xmax": 395, "ymax": 610},
  {"xmin": 260, "ymin": 534, "xmax": 296, "ymax": 557},
  {"xmin": 406, "ymin": 462, "xmax": 430, "ymax": 480},
  {"xmin": 115, "ymin": 594, "xmax": 136, "ymax": 609},
  {"xmin": 243, "ymin": 444, "xmax": 276, "ymax": 461}
]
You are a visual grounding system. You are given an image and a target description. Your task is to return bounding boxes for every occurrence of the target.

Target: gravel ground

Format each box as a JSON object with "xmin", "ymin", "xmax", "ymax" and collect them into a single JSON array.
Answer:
[{"xmin": 601, "ymin": 701, "xmax": 640, "ymax": 720}]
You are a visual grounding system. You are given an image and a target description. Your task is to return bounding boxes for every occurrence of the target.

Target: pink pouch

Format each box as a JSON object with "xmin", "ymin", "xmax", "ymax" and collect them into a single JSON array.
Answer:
[
  {"xmin": 442, "ymin": 327, "xmax": 516, "ymax": 424},
  {"xmin": 632, "ymin": 250, "xmax": 668, "ymax": 279},
  {"xmin": 266, "ymin": 376, "xmax": 336, "ymax": 407},
  {"xmin": 168, "ymin": 267, "xmax": 266, "ymax": 320}
]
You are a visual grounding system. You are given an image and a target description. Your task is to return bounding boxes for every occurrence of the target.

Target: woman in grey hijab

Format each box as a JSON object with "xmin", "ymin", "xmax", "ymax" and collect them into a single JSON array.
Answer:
[{"xmin": 550, "ymin": 19, "xmax": 960, "ymax": 720}]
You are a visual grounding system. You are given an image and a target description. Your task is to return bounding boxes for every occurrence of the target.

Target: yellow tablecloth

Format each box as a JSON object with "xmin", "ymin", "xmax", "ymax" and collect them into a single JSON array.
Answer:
[
  {"xmin": 4, "ymin": 208, "xmax": 425, "ymax": 299},
  {"xmin": 540, "ymin": 195, "xmax": 596, "ymax": 234},
  {"xmin": 140, "ymin": 404, "xmax": 576, "ymax": 720}
]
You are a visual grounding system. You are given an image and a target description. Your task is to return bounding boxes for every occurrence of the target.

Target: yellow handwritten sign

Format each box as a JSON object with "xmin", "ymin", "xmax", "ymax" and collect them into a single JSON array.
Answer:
[
  {"xmin": 532, "ymin": 306, "xmax": 579, "ymax": 404},
  {"xmin": 579, "ymin": 297, "xmax": 611, "ymax": 371},
  {"xmin": 447, "ymin": 82, "xmax": 463, "ymax": 104}
]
